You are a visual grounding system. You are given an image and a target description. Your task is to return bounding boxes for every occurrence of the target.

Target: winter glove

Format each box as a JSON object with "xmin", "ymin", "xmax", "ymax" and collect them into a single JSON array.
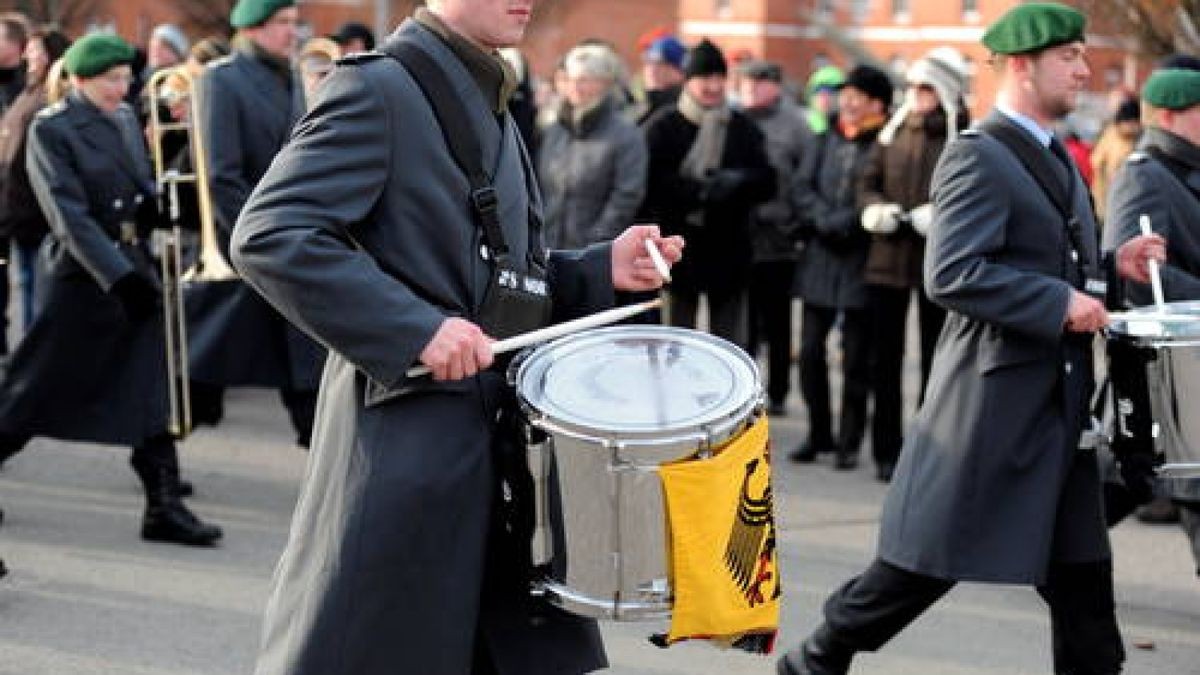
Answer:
[
  {"xmin": 861, "ymin": 203, "xmax": 903, "ymax": 234},
  {"xmin": 700, "ymin": 169, "xmax": 746, "ymax": 204},
  {"xmin": 909, "ymin": 203, "xmax": 934, "ymax": 236},
  {"xmin": 111, "ymin": 272, "xmax": 159, "ymax": 323}
]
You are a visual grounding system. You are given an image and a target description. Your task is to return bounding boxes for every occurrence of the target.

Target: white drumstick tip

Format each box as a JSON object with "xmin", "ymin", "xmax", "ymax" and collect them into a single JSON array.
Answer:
[
  {"xmin": 1139, "ymin": 213, "xmax": 1167, "ymax": 314},
  {"xmin": 644, "ymin": 238, "xmax": 672, "ymax": 283}
]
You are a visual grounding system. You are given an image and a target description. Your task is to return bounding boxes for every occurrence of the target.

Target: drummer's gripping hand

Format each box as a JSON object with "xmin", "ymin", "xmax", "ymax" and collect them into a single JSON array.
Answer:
[
  {"xmin": 418, "ymin": 318, "xmax": 494, "ymax": 381},
  {"xmin": 1065, "ymin": 290, "xmax": 1107, "ymax": 333},
  {"xmin": 612, "ymin": 225, "xmax": 685, "ymax": 292},
  {"xmin": 1115, "ymin": 233, "xmax": 1167, "ymax": 285}
]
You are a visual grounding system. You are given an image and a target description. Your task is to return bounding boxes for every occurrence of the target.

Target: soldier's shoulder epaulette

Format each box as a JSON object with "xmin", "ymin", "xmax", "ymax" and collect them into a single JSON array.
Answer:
[
  {"xmin": 1125, "ymin": 151, "xmax": 1149, "ymax": 164},
  {"xmin": 208, "ymin": 54, "xmax": 236, "ymax": 69},
  {"xmin": 337, "ymin": 51, "xmax": 386, "ymax": 66},
  {"xmin": 959, "ymin": 128, "xmax": 982, "ymax": 138}
]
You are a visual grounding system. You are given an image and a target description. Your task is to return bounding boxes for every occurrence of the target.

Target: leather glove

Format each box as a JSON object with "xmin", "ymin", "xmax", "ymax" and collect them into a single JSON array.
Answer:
[
  {"xmin": 909, "ymin": 203, "xmax": 934, "ymax": 236},
  {"xmin": 700, "ymin": 169, "xmax": 746, "ymax": 204},
  {"xmin": 1116, "ymin": 451, "xmax": 1160, "ymax": 506},
  {"xmin": 111, "ymin": 272, "xmax": 159, "ymax": 323},
  {"xmin": 861, "ymin": 203, "xmax": 903, "ymax": 234}
]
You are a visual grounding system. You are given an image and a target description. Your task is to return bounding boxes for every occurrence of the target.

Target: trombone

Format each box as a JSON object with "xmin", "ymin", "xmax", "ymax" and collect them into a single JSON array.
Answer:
[{"xmin": 146, "ymin": 66, "xmax": 238, "ymax": 438}]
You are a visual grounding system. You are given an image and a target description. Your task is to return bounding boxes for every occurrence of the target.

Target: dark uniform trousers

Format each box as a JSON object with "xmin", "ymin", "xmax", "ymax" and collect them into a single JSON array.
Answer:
[
  {"xmin": 867, "ymin": 284, "xmax": 946, "ymax": 468},
  {"xmin": 799, "ymin": 303, "xmax": 871, "ymax": 451},
  {"xmin": 749, "ymin": 259, "xmax": 797, "ymax": 406},
  {"xmin": 823, "ymin": 558, "xmax": 1124, "ymax": 674}
]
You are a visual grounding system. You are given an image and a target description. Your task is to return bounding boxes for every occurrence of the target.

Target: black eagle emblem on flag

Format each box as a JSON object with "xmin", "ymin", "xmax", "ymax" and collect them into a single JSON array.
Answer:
[{"xmin": 724, "ymin": 456, "xmax": 778, "ymax": 607}]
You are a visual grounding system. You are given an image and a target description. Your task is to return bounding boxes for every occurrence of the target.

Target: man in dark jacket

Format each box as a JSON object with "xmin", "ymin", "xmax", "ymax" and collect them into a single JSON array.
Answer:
[
  {"xmin": 0, "ymin": 34, "xmax": 220, "ymax": 547},
  {"xmin": 231, "ymin": 1, "xmax": 683, "ymax": 672},
  {"xmin": 641, "ymin": 39, "xmax": 774, "ymax": 347},
  {"xmin": 190, "ymin": 0, "xmax": 324, "ymax": 440},
  {"xmin": 740, "ymin": 60, "xmax": 809, "ymax": 414},
  {"xmin": 632, "ymin": 35, "xmax": 686, "ymax": 127},
  {"xmin": 789, "ymin": 64, "xmax": 892, "ymax": 469},
  {"xmin": 778, "ymin": 5, "xmax": 1165, "ymax": 673},
  {"xmin": 1103, "ymin": 66, "xmax": 1200, "ymax": 576},
  {"xmin": 856, "ymin": 47, "xmax": 968, "ymax": 481}
]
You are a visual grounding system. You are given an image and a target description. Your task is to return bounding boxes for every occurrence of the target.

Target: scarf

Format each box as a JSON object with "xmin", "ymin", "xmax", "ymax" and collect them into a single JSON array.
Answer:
[
  {"xmin": 837, "ymin": 112, "xmax": 886, "ymax": 142},
  {"xmin": 678, "ymin": 88, "xmax": 732, "ymax": 182}
]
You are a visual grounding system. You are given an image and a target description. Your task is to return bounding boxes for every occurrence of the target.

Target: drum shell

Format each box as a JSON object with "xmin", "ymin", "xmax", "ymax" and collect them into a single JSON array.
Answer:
[
  {"xmin": 514, "ymin": 326, "xmax": 762, "ymax": 620},
  {"xmin": 1108, "ymin": 301, "xmax": 1200, "ymax": 477}
]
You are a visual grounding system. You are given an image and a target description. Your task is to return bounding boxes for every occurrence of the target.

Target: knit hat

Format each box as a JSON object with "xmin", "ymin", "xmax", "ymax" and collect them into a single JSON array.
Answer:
[
  {"xmin": 151, "ymin": 24, "xmax": 189, "ymax": 61},
  {"xmin": 1114, "ymin": 97, "xmax": 1140, "ymax": 123},
  {"xmin": 842, "ymin": 64, "xmax": 893, "ymax": 105},
  {"xmin": 683, "ymin": 39, "xmax": 727, "ymax": 79},
  {"xmin": 1159, "ymin": 53, "xmax": 1200, "ymax": 72},
  {"xmin": 64, "ymin": 33, "xmax": 135, "ymax": 78},
  {"xmin": 332, "ymin": 21, "xmax": 375, "ymax": 52},
  {"xmin": 982, "ymin": 2, "xmax": 1086, "ymax": 55},
  {"xmin": 230, "ymin": 0, "xmax": 295, "ymax": 30},
  {"xmin": 644, "ymin": 36, "xmax": 686, "ymax": 71},
  {"xmin": 879, "ymin": 46, "xmax": 969, "ymax": 145}
]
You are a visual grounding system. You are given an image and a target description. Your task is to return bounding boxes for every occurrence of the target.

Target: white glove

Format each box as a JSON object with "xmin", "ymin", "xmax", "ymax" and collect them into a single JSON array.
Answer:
[
  {"xmin": 909, "ymin": 203, "xmax": 934, "ymax": 236},
  {"xmin": 861, "ymin": 203, "xmax": 903, "ymax": 234}
]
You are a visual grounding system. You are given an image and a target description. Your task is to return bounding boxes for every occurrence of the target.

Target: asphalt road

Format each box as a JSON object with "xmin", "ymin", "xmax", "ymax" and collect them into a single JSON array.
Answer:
[{"xmin": 1, "ymin": 380, "xmax": 1197, "ymax": 675}]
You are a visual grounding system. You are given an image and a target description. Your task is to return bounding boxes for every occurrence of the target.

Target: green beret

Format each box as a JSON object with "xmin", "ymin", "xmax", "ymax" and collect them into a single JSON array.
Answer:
[
  {"xmin": 982, "ymin": 2, "xmax": 1086, "ymax": 55},
  {"xmin": 1142, "ymin": 68, "xmax": 1200, "ymax": 110},
  {"xmin": 63, "ymin": 33, "xmax": 135, "ymax": 78},
  {"xmin": 230, "ymin": 0, "xmax": 296, "ymax": 29}
]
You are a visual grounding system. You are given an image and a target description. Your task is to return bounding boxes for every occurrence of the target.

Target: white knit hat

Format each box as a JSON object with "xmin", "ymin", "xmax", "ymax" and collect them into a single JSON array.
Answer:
[{"xmin": 879, "ymin": 46, "xmax": 968, "ymax": 145}]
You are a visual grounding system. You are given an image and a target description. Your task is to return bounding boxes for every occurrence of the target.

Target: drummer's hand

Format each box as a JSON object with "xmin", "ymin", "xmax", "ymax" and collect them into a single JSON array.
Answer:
[
  {"xmin": 418, "ymin": 318, "xmax": 494, "ymax": 381},
  {"xmin": 1116, "ymin": 233, "xmax": 1167, "ymax": 284},
  {"xmin": 611, "ymin": 224, "xmax": 685, "ymax": 291},
  {"xmin": 1065, "ymin": 290, "xmax": 1108, "ymax": 333}
]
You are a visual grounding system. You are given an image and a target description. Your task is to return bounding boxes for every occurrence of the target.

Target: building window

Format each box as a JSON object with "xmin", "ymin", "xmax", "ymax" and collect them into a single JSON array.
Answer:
[
  {"xmin": 716, "ymin": 0, "xmax": 732, "ymax": 17},
  {"xmin": 963, "ymin": 0, "xmax": 979, "ymax": 17},
  {"xmin": 817, "ymin": 0, "xmax": 834, "ymax": 17},
  {"xmin": 892, "ymin": 0, "xmax": 910, "ymax": 19},
  {"xmin": 851, "ymin": 0, "xmax": 870, "ymax": 21}
]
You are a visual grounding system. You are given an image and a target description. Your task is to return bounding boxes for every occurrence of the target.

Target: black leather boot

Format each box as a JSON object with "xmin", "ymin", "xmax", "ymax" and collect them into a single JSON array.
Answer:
[
  {"xmin": 137, "ymin": 463, "xmax": 222, "ymax": 546},
  {"xmin": 131, "ymin": 438, "xmax": 221, "ymax": 547},
  {"xmin": 777, "ymin": 624, "xmax": 854, "ymax": 675}
]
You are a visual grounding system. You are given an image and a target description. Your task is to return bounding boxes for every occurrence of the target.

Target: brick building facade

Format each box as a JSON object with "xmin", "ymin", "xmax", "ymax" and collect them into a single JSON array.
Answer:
[{"xmin": 1, "ymin": 0, "xmax": 1148, "ymax": 123}]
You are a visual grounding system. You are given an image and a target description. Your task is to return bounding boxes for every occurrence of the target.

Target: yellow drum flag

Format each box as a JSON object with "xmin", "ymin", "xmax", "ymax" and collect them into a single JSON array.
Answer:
[{"xmin": 657, "ymin": 416, "xmax": 779, "ymax": 651}]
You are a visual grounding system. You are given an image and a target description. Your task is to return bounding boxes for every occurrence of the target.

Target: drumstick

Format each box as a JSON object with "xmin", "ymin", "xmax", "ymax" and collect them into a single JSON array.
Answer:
[
  {"xmin": 1108, "ymin": 311, "xmax": 1200, "ymax": 324},
  {"xmin": 406, "ymin": 298, "xmax": 664, "ymax": 379},
  {"xmin": 644, "ymin": 238, "xmax": 672, "ymax": 283},
  {"xmin": 1139, "ymin": 214, "xmax": 1167, "ymax": 314}
]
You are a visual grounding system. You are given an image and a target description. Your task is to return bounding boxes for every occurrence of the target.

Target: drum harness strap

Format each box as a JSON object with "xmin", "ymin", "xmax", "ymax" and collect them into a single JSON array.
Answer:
[
  {"xmin": 976, "ymin": 118, "xmax": 1103, "ymax": 299},
  {"xmin": 383, "ymin": 37, "xmax": 553, "ymax": 340}
]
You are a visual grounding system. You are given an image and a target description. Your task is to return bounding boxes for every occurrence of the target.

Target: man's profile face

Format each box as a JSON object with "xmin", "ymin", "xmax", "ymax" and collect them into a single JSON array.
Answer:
[
  {"xmin": 434, "ymin": 0, "xmax": 535, "ymax": 49},
  {"xmin": 1025, "ymin": 41, "xmax": 1090, "ymax": 119}
]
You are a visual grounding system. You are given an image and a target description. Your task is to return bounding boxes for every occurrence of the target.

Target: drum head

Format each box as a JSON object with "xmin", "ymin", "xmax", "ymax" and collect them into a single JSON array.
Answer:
[
  {"xmin": 1109, "ymin": 301, "xmax": 1200, "ymax": 341},
  {"xmin": 515, "ymin": 325, "xmax": 761, "ymax": 445}
]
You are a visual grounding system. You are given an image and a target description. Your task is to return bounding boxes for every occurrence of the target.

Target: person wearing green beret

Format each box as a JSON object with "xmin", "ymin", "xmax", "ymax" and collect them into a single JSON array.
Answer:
[
  {"xmin": 0, "ymin": 31, "xmax": 222, "ymax": 546},
  {"xmin": 778, "ymin": 3, "xmax": 1169, "ymax": 673},
  {"xmin": 187, "ymin": 0, "xmax": 324, "ymax": 445},
  {"xmin": 1103, "ymin": 64, "xmax": 1200, "ymax": 580}
]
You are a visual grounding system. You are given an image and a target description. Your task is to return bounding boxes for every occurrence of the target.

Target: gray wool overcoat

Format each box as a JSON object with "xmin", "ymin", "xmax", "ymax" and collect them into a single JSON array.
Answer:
[
  {"xmin": 877, "ymin": 112, "xmax": 1111, "ymax": 584},
  {"xmin": 232, "ymin": 21, "xmax": 612, "ymax": 675}
]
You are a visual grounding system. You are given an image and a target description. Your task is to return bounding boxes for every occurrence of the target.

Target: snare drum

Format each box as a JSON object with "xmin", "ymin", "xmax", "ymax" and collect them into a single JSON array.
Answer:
[
  {"xmin": 1107, "ymin": 301, "xmax": 1200, "ymax": 479},
  {"xmin": 512, "ymin": 325, "xmax": 762, "ymax": 620}
]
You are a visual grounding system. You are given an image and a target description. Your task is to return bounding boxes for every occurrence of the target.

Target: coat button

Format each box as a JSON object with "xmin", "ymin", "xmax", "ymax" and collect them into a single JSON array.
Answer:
[
  {"xmin": 1070, "ymin": 249, "xmax": 1079, "ymax": 263},
  {"xmin": 1065, "ymin": 362, "xmax": 1073, "ymax": 375},
  {"xmin": 113, "ymin": 198, "xmax": 123, "ymax": 210}
]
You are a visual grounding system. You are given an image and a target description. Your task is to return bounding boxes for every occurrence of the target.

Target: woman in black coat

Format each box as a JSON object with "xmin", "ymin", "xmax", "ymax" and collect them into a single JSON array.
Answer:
[{"xmin": 0, "ymin": 34, "xmax": 220, "ymax": 546}]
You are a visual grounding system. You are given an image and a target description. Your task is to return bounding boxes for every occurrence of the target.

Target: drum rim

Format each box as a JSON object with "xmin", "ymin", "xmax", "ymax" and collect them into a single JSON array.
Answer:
[
  {"xmin": 514, "ymin": 325, "xmax": 763, "ymax": 447},
  {"xmin": 1108, "ymin": 300, "xmax": 1200, "ymax": 343}
]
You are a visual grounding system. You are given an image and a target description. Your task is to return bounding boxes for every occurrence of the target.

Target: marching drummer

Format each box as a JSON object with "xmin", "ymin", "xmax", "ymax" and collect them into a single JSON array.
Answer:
[
  {"xmin": 778, "ymin": 4, "xmax": 1165, "ymax": 673},
  {"xmin": 228, "ymin": 1, "xmax": 682, "ymax": 673},
  {"xmin": 1103, "ymin": 65, "xmax": 1200, "ymax": 577}
]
